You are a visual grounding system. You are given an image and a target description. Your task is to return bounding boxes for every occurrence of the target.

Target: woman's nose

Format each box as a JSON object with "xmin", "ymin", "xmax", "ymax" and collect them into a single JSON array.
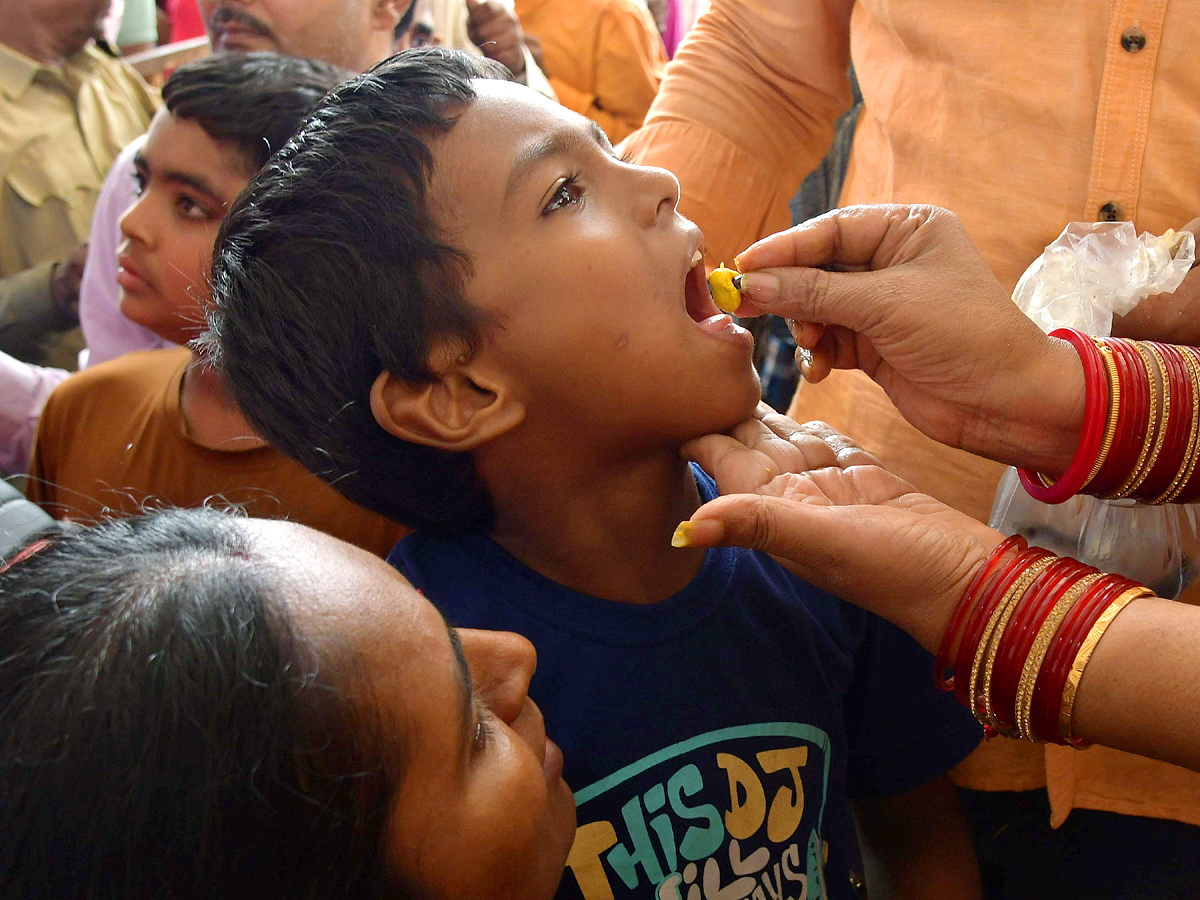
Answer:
[{"xmin": 459, "ymin": 629, "xmax": 537, "ymax": 725}]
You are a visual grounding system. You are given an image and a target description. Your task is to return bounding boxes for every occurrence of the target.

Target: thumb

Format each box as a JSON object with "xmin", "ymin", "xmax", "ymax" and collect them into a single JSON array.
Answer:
[
  {"xmin": 674, "ymin": 493, "xmax": 954, "ymax": 653},
  {"xmin": 675, "ymin": 493, "xmax": 854, "ymax": 582}
]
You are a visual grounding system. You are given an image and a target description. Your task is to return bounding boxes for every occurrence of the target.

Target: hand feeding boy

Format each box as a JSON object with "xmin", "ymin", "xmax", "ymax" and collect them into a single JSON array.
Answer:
[{"xmin": 206, "ymin": 50, "xmax": 983, "ymax": 900}]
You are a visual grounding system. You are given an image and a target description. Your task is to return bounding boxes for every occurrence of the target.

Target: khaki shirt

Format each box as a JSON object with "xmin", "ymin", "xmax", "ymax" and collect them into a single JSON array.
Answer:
[{"xmin": 0, "ymin": 41, "xmax": 158, "ymax": 367}]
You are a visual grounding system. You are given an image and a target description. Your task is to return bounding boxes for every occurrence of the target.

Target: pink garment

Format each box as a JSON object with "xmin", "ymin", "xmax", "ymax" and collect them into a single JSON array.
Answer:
[
  {"xmin": 665, "ymin": 0, "xmax": 707, "ymax": 56},
  {"xmin": 662, "ymin": 0, "xmax": 682, "ymax": 57},
  {"xmin": 167, "ymin": 0, "xmax": 207, "ymax": 42},
  {"xmin": 0, "ymin": 353, "xmax": 67, "ymax": 476},
  {"xmin": 78, "ymin": 138, "xmax": 177, "ymax": 370}
]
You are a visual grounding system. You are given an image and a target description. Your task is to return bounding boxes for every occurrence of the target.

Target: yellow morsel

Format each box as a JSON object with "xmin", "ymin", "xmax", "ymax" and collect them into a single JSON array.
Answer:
[{"xmin": 707, "ymin": 264, "xmax": 742, "ymax": 314}]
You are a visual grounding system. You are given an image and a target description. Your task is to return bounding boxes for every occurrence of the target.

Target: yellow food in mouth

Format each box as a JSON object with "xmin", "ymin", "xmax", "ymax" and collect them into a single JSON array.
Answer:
[{"xmin": 707, "ymin": 264, "xmax": 742, "ymax": 314}]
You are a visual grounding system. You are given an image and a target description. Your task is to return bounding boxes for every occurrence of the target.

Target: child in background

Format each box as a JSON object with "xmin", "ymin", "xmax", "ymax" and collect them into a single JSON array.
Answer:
[
  {"xmin": 207, "ymin": 50, "xmax": 982, "ymax": 900},
  {"xmin": 27, "ymin": 53, "xmax": 405, "ymax": 559}
]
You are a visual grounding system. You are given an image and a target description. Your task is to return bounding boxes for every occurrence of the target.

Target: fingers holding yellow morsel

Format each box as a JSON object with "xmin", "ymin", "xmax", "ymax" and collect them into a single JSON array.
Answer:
[{"xmin": 708, "ymin": 264, "xmax": 743, "ymax": 314}]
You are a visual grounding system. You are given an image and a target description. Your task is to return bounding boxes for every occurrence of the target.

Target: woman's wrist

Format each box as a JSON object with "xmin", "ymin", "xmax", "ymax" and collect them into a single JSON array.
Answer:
[{"xmin": 965, "ymin": 334, "xmax": 1086, "ymax": 476}]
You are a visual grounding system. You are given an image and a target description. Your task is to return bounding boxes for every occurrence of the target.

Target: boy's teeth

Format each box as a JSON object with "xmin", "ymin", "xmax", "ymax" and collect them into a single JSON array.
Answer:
[{"xmin": 691, "ymin": 250, "xmax": 703, "ymax": 265}]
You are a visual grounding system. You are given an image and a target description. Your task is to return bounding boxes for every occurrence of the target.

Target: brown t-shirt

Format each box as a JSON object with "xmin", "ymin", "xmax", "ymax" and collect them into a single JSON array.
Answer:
[{"xmin": 27, "ymin": 348, "xmax": 407, "ymax": 558}]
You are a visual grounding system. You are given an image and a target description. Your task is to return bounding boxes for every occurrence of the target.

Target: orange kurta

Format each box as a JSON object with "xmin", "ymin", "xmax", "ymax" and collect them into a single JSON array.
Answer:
[
  {"xmin": 623, "ymin": 0, "xmax": 1200, "ymax": 827},
  {"xmin": 515, "ymin": 0, "xmax": 666, "ymax": 143}
]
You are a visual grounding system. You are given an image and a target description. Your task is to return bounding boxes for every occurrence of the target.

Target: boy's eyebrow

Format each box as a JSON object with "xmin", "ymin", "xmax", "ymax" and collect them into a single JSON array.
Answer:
[
  {"xmin": 504, "ymin": 121, "xmax": 613, "ymax": 202},
  {"xmin": 132, "ymin": 150, "xmax": 224, "ymax": 202}
]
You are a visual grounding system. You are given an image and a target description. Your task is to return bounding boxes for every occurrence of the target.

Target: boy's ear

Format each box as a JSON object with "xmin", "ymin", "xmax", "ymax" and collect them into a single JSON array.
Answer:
[
  {"xmin": 373, "ymin": 0, "xmax": 408, "ymax": 31},
  {"xmin": 369, "ymin": 354, "xmax": 526, "ymax": 452}
]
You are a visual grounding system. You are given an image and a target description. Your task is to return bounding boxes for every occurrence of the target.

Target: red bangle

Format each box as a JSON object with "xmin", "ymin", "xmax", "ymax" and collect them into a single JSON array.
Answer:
[
  {"xmin": 1029, "ymin": 574, "xmax": 1133, "ymax": 743},
  {"xmin": 934, "ymin": 535, "xmax": 1026, "ymax": 691},
  {"xmin": 954, "ymin": 546, "xmax": 1052, "ymax": 708},
  {"xmin": 1020, "ymin": 329, "xmax": 1108, "ymax": 503},
  {"xmin": 1174, "ymin": 345, "xmax": 1200, "ymax": 502},
  {"xmin": 1158, "ymin": 343, "xmax": 1200, "ymax": 503},
  {"xmin": 1137, "ymin": 342, "xmax": 1193, "ymax": 500},
  {"xmin": 988, "ymin": 557, "xmax": 1088, "ymax": 732},
  {"xmin": 1089, "ymin": 338, "xmax": 1144, "ymax": 496}
]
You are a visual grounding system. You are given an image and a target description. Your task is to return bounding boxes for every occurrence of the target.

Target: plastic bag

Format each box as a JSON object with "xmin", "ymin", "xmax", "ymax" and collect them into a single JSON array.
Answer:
[{"xmin": 989, "ymin": 222, "xmax": 1200, "ymax": 598}]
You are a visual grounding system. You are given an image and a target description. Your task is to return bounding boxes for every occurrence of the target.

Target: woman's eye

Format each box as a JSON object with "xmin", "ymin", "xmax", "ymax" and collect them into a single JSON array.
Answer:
[
  {"xmin": 543, "ymin": 175, "xmax": 584, "ymax": 215},
  {"xmin": 131, "ymin": 172, "xmax": 146, "ymax": 197},
  {"xmin": 473, "ymin": 713, "xmax": 492, "ymax": 752}
]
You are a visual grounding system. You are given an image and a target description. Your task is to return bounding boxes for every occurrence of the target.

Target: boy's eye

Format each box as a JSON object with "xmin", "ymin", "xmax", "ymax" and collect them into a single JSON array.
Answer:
[
  {"xmin": 542, "ymin": 174, "xmax": 584, "ymax": 216},
  {"xmin": 176, "ymin": 195, "xmax": 213, "ymax": 222}
]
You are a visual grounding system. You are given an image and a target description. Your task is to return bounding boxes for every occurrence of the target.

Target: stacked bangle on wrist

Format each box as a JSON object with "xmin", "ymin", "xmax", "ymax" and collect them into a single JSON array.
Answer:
[
  {"xmin": 938, "ymin": 542, "xmax": 1154, "ymax": 745},
  {"xmin": 1020, "ymin": 330, "xmax": 1200, "ymax": 505}
]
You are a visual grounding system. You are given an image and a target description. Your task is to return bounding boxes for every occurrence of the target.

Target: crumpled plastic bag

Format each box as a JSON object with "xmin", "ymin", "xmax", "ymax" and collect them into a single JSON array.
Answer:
[
  {"xmin": 1013, "ymin": 222, "xmax": 1194, "ymax": 336},
  {"xmin": 990, "ymin": 222, "xmax": 1200, "ymax": 598}
]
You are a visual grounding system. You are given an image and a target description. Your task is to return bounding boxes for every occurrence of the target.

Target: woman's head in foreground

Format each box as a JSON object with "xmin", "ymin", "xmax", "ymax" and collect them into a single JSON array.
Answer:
[{"xmin": 0, "ymin": 509, "xmax": 575, "ymax": 899}]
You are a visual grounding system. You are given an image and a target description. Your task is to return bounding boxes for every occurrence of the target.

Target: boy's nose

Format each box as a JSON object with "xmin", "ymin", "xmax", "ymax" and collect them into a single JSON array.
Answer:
[
  {"xmin": 119, "ymin": 196, "xmax": 155, "ymax": 249},
  {"xmin": 632, "ymin": 164, "xmax": 681, "ymax": 227}
]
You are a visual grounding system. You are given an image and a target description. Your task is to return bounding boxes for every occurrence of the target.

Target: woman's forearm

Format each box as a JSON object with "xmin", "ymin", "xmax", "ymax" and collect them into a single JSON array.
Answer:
[{"xmin": 1073, "ymin": 598, "xmax": 1200, "ymax": 772}]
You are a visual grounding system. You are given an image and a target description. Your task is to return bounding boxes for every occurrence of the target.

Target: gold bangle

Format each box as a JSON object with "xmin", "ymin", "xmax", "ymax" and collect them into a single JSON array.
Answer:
[
  {"xmin": 1115, "ymin": 342, "xmax": 1169, "ymax": 499},
  {"xmin": 1084, "ymin": 340, "xmax": 1121, "ymax": 490},
  {"xmin": 971, "ymin": 556, "xmax": 1056, "ymax": 729},
  {"xmin": 1059, "ymin": 586, "xmax": 1154, "ymax": 742},
  {"xmin": 1013, "ymin": 572, "xmax": 1102, "ymax": 741},
  {"xmin": 1108, "ymin": 341, "xmax": 1160, "ymax": 499},
  {"xmin": 1161, "ymin": 346, "xmax": 1200, "ymax": 503}
]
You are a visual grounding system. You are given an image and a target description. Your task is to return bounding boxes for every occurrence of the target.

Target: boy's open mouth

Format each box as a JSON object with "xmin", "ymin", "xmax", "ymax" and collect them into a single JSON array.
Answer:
[
  {"xmin": 684, "ymin": 252, "xmax": 721, "ymax": 322},
  {"xmin": 684, "ymin": 250, "xmax": 745, "ymax": 337}
]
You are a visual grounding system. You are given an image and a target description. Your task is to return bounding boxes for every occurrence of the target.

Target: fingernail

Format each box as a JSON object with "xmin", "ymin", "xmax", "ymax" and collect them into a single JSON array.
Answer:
[
  {"xmin": 738, "ymin": 272, "xmax": 779, "ymax": 304},
  {"xmin": 731, "ymin": 274, "xmax": 743, "ymax": 291},
  {"xmin": 797, "ymin": 347, "xmax": 814, "ymax": 380},
  {"xmin": 671, "ymin": 519, "xmax": 725, "ymax": 548}
]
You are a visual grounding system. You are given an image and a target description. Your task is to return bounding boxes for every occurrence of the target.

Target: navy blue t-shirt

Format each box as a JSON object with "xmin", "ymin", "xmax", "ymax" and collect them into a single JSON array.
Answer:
[{"xmin": 389, "ymin": 468, "xmax": 980, "ymax": 900}]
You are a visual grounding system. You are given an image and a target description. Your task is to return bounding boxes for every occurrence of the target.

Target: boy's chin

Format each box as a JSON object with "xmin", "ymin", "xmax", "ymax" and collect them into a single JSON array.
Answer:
[{"xmin": 685, "ymin": 372, "xmax": 764, "ymax": 439}]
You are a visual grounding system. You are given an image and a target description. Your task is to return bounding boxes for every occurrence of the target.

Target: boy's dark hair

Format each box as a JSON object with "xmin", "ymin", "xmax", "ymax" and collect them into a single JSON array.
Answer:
[
  {"xmin": 204, "ymin": 50, "xmax": 507, "ymax": 534},
  {"xmin": 162, "ymin": 52, "xmax": 353, "ymax": 172},
  {"xmin": 0, "ymin": 509, "xmax": 417, "ymax": 899}
]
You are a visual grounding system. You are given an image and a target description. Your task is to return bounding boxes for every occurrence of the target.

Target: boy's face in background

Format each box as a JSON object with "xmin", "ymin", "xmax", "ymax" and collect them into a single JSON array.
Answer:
[
  {"xmin": 431, "ymin": 81, "xmax": 761, "ymax": 449},
  {"xmin": 198, "ymin": 0, "xmax": 396, "ymax": 72},
  {"xmin": 118, "ymin": 110, "xmax": 250, "ymax": 346}
]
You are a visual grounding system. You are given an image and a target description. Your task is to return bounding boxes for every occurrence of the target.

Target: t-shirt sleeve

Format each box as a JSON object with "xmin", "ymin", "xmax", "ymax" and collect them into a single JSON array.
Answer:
[{"xmin": 843, "ymin": 614, "xmax": 982, "ymax": 798}]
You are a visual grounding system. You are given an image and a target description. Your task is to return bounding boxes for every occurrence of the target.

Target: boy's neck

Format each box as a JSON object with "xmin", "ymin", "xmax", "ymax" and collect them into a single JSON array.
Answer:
[
  {"xmin": 178, "ymin": 352, "xmax": 267, "ymax": 452},
  {"xmin": 480, "ymin": 448, "xmax": 708, "ymax": 605}
]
